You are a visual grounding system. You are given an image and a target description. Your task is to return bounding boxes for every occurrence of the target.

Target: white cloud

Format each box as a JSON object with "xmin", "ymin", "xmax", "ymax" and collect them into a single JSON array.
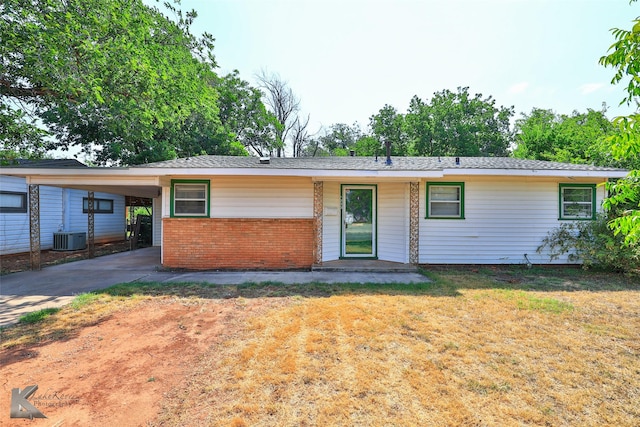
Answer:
[
  {"xmin": 579, "ymin": 83, "xmax": 604, "ymax": 95},
  {"xmin": 508, "ymin": 82, "xmax": 529, "ymax": 94}
]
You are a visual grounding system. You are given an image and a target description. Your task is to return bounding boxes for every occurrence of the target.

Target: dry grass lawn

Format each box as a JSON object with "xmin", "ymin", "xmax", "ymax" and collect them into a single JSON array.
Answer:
[
  {"xmin": 153, "ymin": 269, "xmax": 639, "ymax": 426},
  {"xmin": 2, "ymin": 267, "xmax": 638, "ymax": 426}
]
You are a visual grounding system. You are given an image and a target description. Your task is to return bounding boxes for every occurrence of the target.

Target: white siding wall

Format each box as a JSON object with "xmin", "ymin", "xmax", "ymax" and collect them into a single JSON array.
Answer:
[
  {"xmin": 210, "ymin": 176, "xmax": 313, "ymax": 218},
  {"xmin": 161, "ymin": 177, "xmax": 314, "ymax": 219},
  {"xmin": 377, "ymin": 182, "xmax": 409, "ymax": 263},
  {"xmin": 0, "ymin": 176, "xmax": 125, "ymax": 255},
  {"xmin": 152, "ymin": 196, "xmax": 162, "ymax": 246},
  {"xmin": 161, "ymin": 186, "xmax": 170, "ymax": 217},
  {"xmin": 419, "ymin": 176, "xmax": 608, "ymax": 265},
  {"xmin": 322, "ymin": 181, "xmax": 341, "ymax": 262}
]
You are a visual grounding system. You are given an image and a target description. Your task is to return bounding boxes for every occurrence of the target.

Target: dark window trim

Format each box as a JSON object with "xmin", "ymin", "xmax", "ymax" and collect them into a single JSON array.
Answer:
[
  {"xmin": 426, "ymin": 182, "xmax": 465, "ymax": 219},
  {"xmin": 558, "ymin": 183, "xmax": 596, "ymax": 220},
  {"xmin": 170, "ymin": 180, "xmax": 211, "ymax": 218},
  {"xmin": 83, "ymin": 197, "xmax": 114, "ymax": 214},
  {"xmin": 0, "ymin": 191, "xmax": 28, "ymax": 213}
]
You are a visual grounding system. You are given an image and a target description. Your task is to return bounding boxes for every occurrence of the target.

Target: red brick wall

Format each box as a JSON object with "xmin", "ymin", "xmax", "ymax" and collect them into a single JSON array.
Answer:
[{"xmin": 162, "ymin": 218, "xmax": 315, "ymax": 270}]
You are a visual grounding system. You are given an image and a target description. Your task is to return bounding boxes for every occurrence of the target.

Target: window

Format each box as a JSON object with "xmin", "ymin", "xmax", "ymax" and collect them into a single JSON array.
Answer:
[
  {"xmin": 83, "ymin": 198, "xmax": 114, "ymax": 214},
  {"xmin": 171, "ymin": 180, "xmax": 210, "ymax": 217},
  {"xmin": 0, "ymin": 191, "xmax": 27, "ymax": 213},
  {"xmin": 426, "ymin": 182, "xmax": 465, "ymax": 219},
  {"xmin": 559, "ymin": 184, "xmax": 596, "ymax": 220}
]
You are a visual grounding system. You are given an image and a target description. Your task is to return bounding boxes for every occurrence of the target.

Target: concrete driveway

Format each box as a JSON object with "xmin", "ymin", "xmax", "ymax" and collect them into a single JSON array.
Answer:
[{"xmin": 0, "ymin": 247, "xmax": 428, "ymax": 327}]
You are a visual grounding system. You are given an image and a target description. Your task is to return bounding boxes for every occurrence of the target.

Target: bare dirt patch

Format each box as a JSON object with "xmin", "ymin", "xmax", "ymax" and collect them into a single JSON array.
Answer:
[{"xmin": 0, "ymin": 296, "xmax": 288, "ymax": 426}]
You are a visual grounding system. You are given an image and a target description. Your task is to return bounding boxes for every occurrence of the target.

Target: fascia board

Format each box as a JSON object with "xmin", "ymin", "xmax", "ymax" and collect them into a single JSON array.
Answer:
[
  {"xmin": 5, "ymin": 166, "xmax": 627, "ymax": 181},
  {"xmin": 149, "ymin": 167, "xmax": 445, "ymax": 178},
  {"xmin": 25, "ymin": 175, "xmax": 162, "ymax": 186},
  {"xmin": 3, "ymin": 167, "xmax": 442, "ymax": 178},
  {"xmin": 441, "ymin": 168, "xmax": 629, "ymax": 178}
]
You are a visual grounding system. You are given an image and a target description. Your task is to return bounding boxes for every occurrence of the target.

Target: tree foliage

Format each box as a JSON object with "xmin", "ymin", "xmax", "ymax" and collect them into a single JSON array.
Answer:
[
  {"xmin": 0, "ymin": 103, "xmax": 51, "ymax": 160},
  {"xmin": 369, "ymin": 104, "xmax": 408, "ymax": 156},
  {"xmin": 365, "ymin": 87, "xmax": 514, "ymax": 157},
  {"xmin": 303, "ymin": 122, "xmax": 379, "ymax": 157},
  {"xmin": 599, "ymin": 6, "xmax": 640, "ymax": 246},
  {"xmin": 513, "ymin": 107, "xmax": 632, "ymax": 168},
  {"xmin": 214, "ymin": 70, "xmax": 278, "ymax": 157},
  {"xmin": 0, "ymin": 0, "xmax": 237, "ymax": 165},
  {"xmin": 417, "ymin": 87, "xmax": 513, "ymax": 157},
  {"xmin": 318, "ymin": 123, "xmax": 363, "ymax": 156}
]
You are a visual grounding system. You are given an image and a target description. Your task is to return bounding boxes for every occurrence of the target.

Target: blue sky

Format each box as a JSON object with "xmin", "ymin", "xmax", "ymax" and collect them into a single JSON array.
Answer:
[{"xmin": 179, "ymin": 0, "xmax": 636, "ymax": 133}]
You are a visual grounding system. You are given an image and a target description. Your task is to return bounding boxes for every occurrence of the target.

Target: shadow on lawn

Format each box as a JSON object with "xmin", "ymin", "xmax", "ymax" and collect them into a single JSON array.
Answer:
[
  {"xmin": 99, "ymin": 265, "xmax": 639, "ymax": 300},
  {"xmin": 0, "ymin": 314, "xmax": 116, "ymax": 368}
]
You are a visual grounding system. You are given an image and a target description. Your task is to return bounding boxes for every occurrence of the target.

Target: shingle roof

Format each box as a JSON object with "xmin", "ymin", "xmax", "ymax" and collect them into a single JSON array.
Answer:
[
  {"xmin": 12, "ymin": 159, "xmax": 87, "ymax": 168},
  {"xmin": 137, "ymin": 155, "xmax": 625, "ymax": 172}
]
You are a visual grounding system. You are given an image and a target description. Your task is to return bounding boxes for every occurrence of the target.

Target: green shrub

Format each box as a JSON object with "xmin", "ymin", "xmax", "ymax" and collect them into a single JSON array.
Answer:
[{"xmin": 537, "ymin": 214, "xmax": 640, "ymax": 273}]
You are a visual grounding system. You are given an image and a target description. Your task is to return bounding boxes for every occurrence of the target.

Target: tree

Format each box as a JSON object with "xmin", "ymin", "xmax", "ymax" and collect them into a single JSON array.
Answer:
[
  {"xmin": 0, "ymin": 0, "xmax": 229, "ymax": 165},
  {"xmin": 599, "ymin": 7, "xmax": 640, "ymax": 246},
  {"xmin": 256, "ymin": 71, "xmax": 301, "ymax": 157},
  {"xmin": 369, "ymin": 105, "xmax": 407, "ymax": 155},
  {"xmin": 214, "ymin": 70, "xmax": 279, "ymax": 157},
  {"xmin": 311, "ymin": 123, "xmax": 363, "ymax": 156},
  {"xmin": 0, "ymin": 104, "xmax": 51, "ymax": 161},
  {"xmin": 512, "ymin": 108, "xmax": 559, "ymax": 161},
  {"xmin": 414, "ymin": 87, "xmax": 513, "ymax": 157},
  {"xmin": 405, "ymin": 95, "xmax": 435, "ymax": 155},
  {"xmin": 302, "ymin": 123, "xmax": 381, "ymax": 157},
  {"xmin": 555, "ymin": 108, "xmax": 632, "ymax": 167},
  {"xmin": 513, "ymin": 107, "xmax": 629, "ymax": 168},
  {"xmin": 290, "ymin": 115, "xmax": 311, "ymax": 158},
  {"xmin": 353, "ymin": 135, "xmax": 382, "ymax": 157}
]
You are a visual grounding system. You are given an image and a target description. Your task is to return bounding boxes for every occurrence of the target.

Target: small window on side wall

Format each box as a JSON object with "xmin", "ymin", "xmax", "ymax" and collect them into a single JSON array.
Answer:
[
  {"xmin": 426, "ymin": 182, "xmax": 465, "ymax": 219},
  {"xmin": 83, "ymin": 198, "xmax": 114, "ymax": 214},
  {"xmin": 0, "ymin": 191, "xmax": 28, "ymax": 213},
  {"xmin": 171, "ymin": 180, "xmax": 210, "ymax": 217},
  {"xmin": 559, "ymin": 184, "xmax": 596, "ymax": 220}
]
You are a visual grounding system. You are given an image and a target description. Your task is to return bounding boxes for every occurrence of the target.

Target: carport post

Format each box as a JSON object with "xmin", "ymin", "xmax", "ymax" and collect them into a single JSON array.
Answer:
[
  {"xmin": 28, "ymin": 184, "xmax": 41, "ymax": 270},
  {"xmin": 314, "ymin": 181, "xmax": 323, "ymax": 264},
  {"xmin": 87, "ymin": 191, "xmax": 95, "ymax": 258},
  {"xmin": 409, "ymin": 182, "xmax": 419, "ymax": 265}
]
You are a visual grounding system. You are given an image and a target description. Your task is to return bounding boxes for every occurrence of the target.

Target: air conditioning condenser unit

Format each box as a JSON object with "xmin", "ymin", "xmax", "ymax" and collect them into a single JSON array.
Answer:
[{"xmin": 53, "ymin": 232, "xmax": 87, "ymax": 251}]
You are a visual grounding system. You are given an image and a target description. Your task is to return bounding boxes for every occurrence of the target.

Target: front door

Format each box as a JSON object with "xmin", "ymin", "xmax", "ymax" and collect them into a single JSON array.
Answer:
[{"xmin": 342, "ymin": 185, "xmax": 376, "ymax": 258}]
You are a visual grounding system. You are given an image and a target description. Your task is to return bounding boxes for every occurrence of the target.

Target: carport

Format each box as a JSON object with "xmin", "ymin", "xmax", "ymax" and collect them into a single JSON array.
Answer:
[{"xmin": 2, "ymin": 165, "xmax": 163, "ymax": 270}]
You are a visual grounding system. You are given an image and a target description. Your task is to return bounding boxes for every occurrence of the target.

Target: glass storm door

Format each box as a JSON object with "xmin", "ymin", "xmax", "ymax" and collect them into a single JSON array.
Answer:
[{"xmin": 342, "ymin": 185, "xmax": 376, "ymax": 257}]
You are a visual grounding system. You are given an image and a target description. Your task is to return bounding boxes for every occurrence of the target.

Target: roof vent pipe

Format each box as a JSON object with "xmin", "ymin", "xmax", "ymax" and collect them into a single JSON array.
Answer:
[
  {"xmin": 455, "ymin": 157, "xmax": 460, "ymax": 166},
  {"xmin": 385, "ymin": 140, "xmax": 392, "ymax": 165}
]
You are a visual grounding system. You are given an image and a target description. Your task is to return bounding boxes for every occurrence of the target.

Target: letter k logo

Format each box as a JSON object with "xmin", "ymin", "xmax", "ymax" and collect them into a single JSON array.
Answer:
[{"xmin": 10, "ymin": 385, "xmax": 46, "ymax": 419}]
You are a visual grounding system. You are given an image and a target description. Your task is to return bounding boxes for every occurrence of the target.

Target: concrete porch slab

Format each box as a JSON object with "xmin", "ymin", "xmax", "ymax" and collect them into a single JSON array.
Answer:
[{"xmin": 312, "ymin": 260, "xmax": 419, "ymax": 272}]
